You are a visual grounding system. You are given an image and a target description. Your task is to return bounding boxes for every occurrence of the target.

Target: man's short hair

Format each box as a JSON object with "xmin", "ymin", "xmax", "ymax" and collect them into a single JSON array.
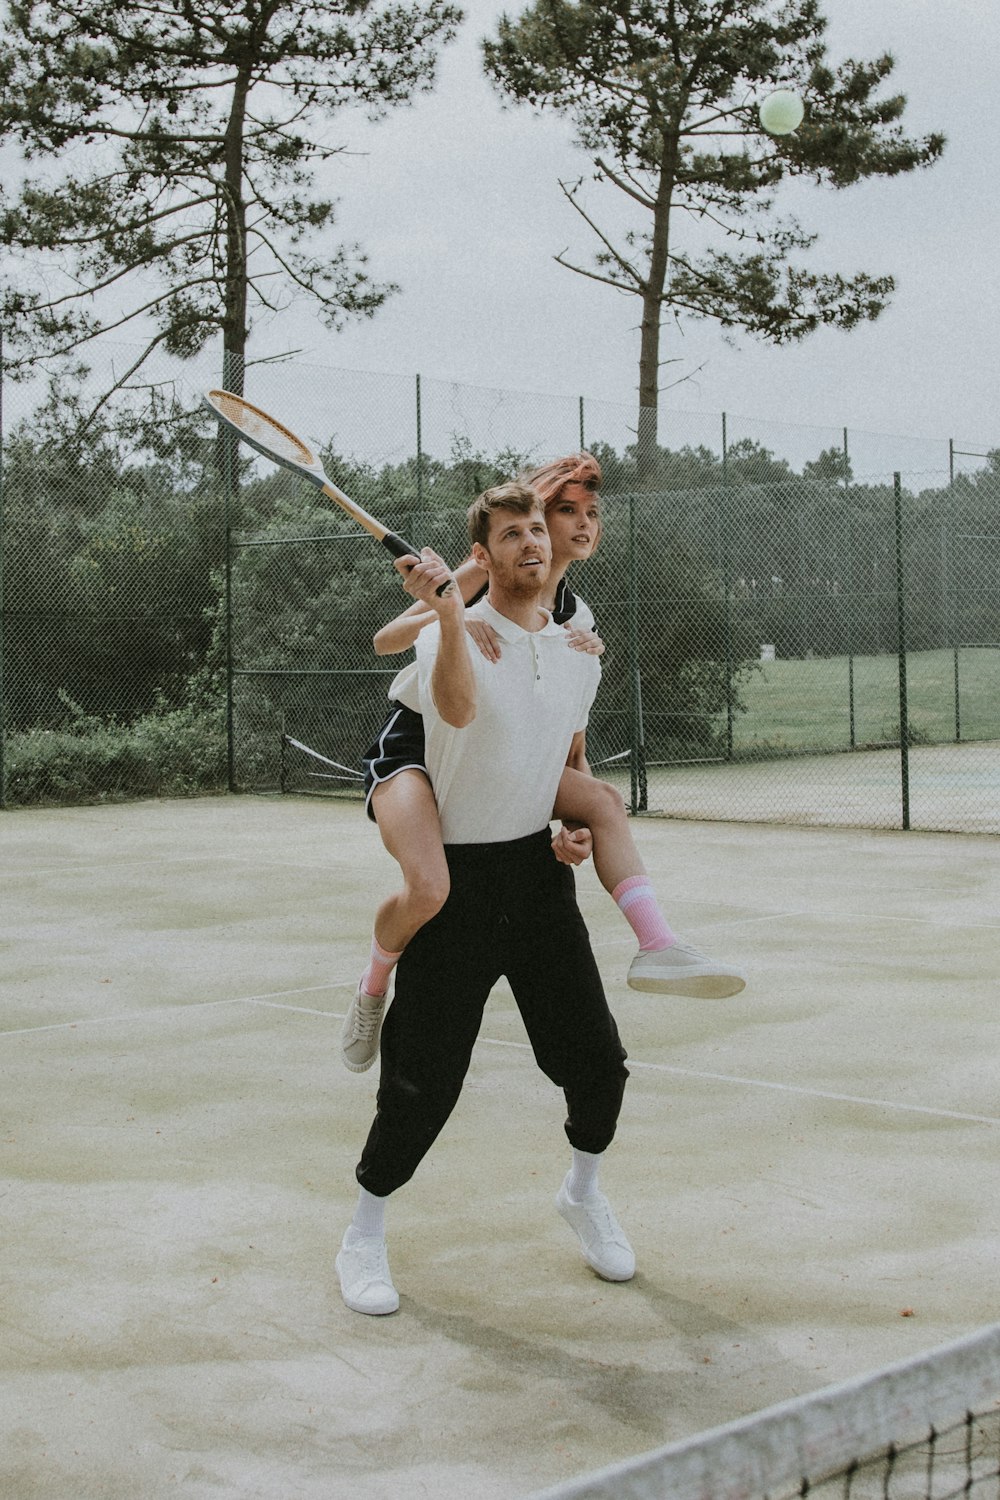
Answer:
[{"xmin": 467, "ymin": 481, "xmax": 543, "ymax": 549}]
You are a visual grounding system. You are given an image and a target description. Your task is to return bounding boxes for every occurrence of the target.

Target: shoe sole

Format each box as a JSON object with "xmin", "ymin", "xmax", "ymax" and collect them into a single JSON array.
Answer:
[
  {"xmin": 628, "ymin": 972, "xmax": 746, "ymax": 999},
  {"xmin": 340, "ymin": 1047, "xmax": 379, "ymax": 1074},
  {"xmin": 335, "ymin": 1252, "xmax": 399, "ymax": 1315}
]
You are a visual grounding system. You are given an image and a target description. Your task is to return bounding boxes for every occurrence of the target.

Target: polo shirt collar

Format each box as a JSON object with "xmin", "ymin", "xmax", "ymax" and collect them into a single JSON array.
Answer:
[{"xmin": 474, "ymin": 598, "xmax": 565, "ymax": 641}]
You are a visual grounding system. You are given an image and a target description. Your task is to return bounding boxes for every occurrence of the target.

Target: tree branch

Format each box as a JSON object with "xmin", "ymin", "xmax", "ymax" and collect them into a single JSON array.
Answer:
[
  {"xmin": 558, "ymin": 178, "xmax": 645, "ymax": 288},
  {"xmin": 553, "ymin": 251, "xmax": 639, "ymax": 294},
  {"xmin": 594, "ymin": 156, "xmax": 656, "ymax": 210},
  {"xmin": 75, "ymin": 329, "xmax": 179, "ymax": 434}
]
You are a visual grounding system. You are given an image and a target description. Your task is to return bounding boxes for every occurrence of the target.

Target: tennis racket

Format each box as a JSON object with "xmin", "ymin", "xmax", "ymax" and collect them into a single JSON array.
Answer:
[{"xmin": 202, "ymin": 389, "xmax": 454, "ymax": 596}]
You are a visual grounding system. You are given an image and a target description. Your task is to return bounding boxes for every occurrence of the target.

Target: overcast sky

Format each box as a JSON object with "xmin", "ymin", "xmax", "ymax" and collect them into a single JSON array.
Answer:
[{"xmin": 254, "ymin": 0, "xmax": 997, "ymax": 464}]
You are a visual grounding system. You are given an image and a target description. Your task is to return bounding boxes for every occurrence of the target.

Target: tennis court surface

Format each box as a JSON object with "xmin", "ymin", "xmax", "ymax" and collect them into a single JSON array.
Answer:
[{"xmin": 2, "ymin": 794, "xmax": 998, "ymax": 1499}]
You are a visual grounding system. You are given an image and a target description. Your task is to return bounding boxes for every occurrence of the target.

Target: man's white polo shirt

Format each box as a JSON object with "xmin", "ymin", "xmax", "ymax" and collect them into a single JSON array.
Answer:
[{"xmin": 397, "ymin": 598, "xmax": 601, "ymax": 845}]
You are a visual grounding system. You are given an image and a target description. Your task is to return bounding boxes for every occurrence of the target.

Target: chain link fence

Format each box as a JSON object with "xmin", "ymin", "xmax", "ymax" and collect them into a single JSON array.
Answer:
[{"xmin": 1, "ymin": 342, "xmax": 997, "ymax": 832}]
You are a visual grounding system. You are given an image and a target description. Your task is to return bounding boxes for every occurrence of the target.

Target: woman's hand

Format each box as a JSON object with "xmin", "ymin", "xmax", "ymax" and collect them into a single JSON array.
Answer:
[
  {"xmin": 564, "ymin": 625, "xmax": 605, "ymax": 656},
  {"xmin": 465, "ymin": 619, "xmax": 501, "ymax": 662}
]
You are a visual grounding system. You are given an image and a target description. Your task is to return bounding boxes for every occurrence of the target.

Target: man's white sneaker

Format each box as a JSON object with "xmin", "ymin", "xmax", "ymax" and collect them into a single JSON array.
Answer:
[
  {"xmin": 627, "ymin": 942, "xmax": 746, "ymax": 999},
  {"xmin": 335, "ymin": 1229, "xmax": 399, "ymax": 1315},
  {"xmin": 341, "ymin": 984, "xmax": 387, "ymax": 1073},
  {"xmin": 556, "ymin": 1175, "xmax": 635, "ymax": 1282}
]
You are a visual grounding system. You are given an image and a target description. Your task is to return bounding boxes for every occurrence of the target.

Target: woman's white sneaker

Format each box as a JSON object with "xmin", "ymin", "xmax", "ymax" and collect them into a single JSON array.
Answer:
[
  {"xmin": 340, "ymin": 985, "xmax": 387, "ymax": 1072},
  {"xmin": 627, "ymin": 942, "xmax": 746, "ymax": 999}
]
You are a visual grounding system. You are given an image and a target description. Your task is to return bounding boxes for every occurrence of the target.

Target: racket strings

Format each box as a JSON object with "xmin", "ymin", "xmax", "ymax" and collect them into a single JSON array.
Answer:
[{"xmin": 209, "ymin": 391, "xmax": 316, "ymax": 467}]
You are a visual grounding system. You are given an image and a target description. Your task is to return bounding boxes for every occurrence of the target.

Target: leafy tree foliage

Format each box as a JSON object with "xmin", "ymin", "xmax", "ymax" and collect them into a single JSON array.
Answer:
[
  {"xmin": 0, "ymin": 0, "xmax": 462, "ymax": 398},
  {"xmin": 4, "ymin": 394, "xmax": 999, "ymax": 806},
  {"xmin": 803, "ymin": 444, "xmax": 852, "ymax": 484},
  {"xmin": 1, "ymin": 417, "xmax": 225, "ymax": 730},
  {"xmin": 482, "ymin": 0, "xmax": 944, "ymax": 478}
]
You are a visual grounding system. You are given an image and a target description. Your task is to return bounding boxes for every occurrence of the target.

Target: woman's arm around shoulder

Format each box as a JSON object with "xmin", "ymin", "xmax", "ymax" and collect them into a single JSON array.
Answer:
[{"xmin": 372, "ymin": 555, "xmax": 488, "ymax": 656}]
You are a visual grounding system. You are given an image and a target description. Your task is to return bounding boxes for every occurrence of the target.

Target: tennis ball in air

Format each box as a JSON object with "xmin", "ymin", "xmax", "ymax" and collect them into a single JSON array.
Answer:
[{"xmin": 759, "ymin": 89, "xmax": 805, "ymax": 136}]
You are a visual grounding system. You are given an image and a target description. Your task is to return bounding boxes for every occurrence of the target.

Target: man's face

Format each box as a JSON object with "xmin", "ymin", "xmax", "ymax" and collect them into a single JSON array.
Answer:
[{"xmin": 480, "ymin": 506, "xmax": 552, "ymax": 597}]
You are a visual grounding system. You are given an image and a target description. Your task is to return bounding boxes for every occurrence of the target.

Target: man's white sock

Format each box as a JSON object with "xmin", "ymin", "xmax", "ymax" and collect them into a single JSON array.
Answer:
[
  {"xmin": 566, "ymin": 1148, "xmax": 602, "ymax": 1202},
  {"xmin": 348, "ymin": 1187, "xmax": 387, "ymax": 1241}
]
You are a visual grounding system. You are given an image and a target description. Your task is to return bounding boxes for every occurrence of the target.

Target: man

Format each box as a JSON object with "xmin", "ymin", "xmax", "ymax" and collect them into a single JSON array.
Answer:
[{"xmin": 336, "ymin": 482, "xmax": 634, "ymax": 1315}]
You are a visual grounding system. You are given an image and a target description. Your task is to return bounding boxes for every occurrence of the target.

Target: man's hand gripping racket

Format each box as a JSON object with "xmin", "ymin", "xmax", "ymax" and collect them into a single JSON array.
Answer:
[
  {"xmin": 202, "ymin": 389, "xmax": 454, "ymax": 597},
  {"xmin": 393, "ymin": 548, "xmax": 462, "ymax": 617}
]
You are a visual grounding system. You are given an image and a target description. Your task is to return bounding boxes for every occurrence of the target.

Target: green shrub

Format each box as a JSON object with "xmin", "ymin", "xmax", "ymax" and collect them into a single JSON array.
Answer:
[{"xmin": 5, "ymin": 695, "xmax": 227, "ymax": 807}]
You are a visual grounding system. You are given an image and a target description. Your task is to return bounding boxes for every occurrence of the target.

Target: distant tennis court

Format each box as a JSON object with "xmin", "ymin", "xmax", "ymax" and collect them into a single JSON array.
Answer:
[{"xmin": 636, "ymin": 738, "xmax": 1000, "ymax": 834}]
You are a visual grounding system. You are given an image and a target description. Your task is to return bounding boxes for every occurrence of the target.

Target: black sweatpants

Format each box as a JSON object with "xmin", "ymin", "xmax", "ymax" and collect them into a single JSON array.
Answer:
[{"xmin": 356, "ymin": 827, "xmax": 629, "ymax": 1198}]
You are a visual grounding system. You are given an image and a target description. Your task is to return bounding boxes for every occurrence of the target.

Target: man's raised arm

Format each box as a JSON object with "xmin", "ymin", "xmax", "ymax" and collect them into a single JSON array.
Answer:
[{"xmin": 399, "ymin": 549, "xmax": 476, "ymax": 728}]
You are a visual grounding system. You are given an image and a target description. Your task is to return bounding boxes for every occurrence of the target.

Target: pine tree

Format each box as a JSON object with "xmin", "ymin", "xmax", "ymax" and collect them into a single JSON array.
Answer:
[
  {"xmin": 0, "ymin": 0, "xmax": 462, "ymax": 396},
  {"xmin": 483, "ymin": 0, "xmax": 944, "ymax": 480}
]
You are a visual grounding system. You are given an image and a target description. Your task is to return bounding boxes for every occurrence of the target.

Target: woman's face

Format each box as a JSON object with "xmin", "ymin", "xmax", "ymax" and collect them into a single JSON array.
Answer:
[{"xmin": 545, "ymin": 482, "xmax": 601, "ymax": 564}]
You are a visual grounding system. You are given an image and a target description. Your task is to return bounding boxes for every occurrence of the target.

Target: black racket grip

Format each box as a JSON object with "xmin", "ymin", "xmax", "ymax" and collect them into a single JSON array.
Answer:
[{"xmin": 382, "ymin": 531, "xmax": 455, "ymax": 597}]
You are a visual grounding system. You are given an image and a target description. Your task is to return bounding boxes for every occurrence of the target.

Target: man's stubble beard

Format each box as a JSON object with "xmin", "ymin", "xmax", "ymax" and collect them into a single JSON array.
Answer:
[{"xmin": 489, "ymin": 555, "xmax": 550, "ymax": 600}]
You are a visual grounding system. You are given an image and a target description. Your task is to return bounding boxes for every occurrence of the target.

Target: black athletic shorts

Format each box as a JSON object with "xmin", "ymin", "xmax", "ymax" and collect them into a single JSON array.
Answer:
[{"xmin": 362, "ymin": 702, "xmax": 428, "ymax": 822}]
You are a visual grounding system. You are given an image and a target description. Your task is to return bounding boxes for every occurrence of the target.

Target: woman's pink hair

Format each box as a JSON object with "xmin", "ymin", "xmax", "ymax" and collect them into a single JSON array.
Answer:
[{"xmin": 523, "ymin": 451, "xmax": 602, "ymax": 510}]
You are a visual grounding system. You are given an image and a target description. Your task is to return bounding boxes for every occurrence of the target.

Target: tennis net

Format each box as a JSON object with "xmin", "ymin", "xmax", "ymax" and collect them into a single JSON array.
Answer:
[{"xmin": 528, "ymin": 1323, "xmax": 1000, "ymax": 1500}]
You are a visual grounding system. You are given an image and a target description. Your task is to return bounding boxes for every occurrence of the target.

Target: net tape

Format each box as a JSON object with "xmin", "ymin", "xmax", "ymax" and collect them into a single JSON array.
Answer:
[
  {"xmin": 527, "ymin": 1323, "xmax": 1000, "ymax": 1500},
  {"xmin": 282, "ymin": 734, "xmax": 364, "ymax": 782}
]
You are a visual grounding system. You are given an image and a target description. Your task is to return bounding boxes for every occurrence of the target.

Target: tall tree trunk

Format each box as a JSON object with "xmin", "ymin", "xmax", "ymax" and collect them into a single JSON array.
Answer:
[
  {"xmin": 636, "ymin": 294, "xmax": 660, "ymax": 488},
  {"xmin": 215, "ymin": 72, "xmax": 250, "ymax": 486},
  {"xmin": 222, "ymin": 71, "xmax": 250, "ymax": 397},
  {"xmin": 636, "ymin": 157, "xmax": 675, "ymax": 487}
]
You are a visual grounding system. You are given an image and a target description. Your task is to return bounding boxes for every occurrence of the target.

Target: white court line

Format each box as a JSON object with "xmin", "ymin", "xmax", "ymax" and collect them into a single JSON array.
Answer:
[
  {"xmin": 585, "ymin": 910, "xmax": 1000, "ymax": 946},
  {"xmin": 238, "ymin": 996, "xmax": 1000, "ymax": 1131},
  {"xmin": 0, "ymin": 855, "xmax": 244, "ymax": 880},
  {"xmin": 732, "ymin": 908, "xmax": 1000, "ymax": 933},
  {"xmin": 8, "ymin": 864, "xmax": 1000, "ymax": 933},
  {"xmin": 471, "ymin": 1034, "xmax": 1000, "ymax": 1128},
  {"xmin": 0, "ymin": 997, "xmax": 247, "ymax": 1038},
  {"xmin": 1, "ymin": 864, "xmax": 163, "ymax": 881},
  {"xmin": 624, "ymin": 1058, "xmax": 1000, "ymax": 1128},
  {"xmin": 5, "ymin": 988, "xmax": 998, "ymax": 1130},
  {"xmin": 0, "ymin": 985, "xmax": 339, "ymax": 1038},
  {"xmin": 0, "ymin": 853, "xmax": 357, "ymax": 880},
  {"xmin": 245, "ymin": 999, "xmax": 338, "ymax": 1018}
]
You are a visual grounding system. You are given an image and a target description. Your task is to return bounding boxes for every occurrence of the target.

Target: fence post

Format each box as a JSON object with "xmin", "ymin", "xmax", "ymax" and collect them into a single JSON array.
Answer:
[
  {"xmin": 843, "ymin": 428, "xmax": 856, "ymax": 748},
  {"xmin": 893, "ymin": 473, "xmax": 910, "ymax": 830},
  {"xmin": 627, "ymin": 491, "xmax": 647, "ymax": 813},
  {"xmin": 946, "ymin": 439, "xmax": 961, "ymax": 742},
  {"xmin": 578, "ymin": 395, "xmax": 585, "ymax": 452},
  {"xmin": 720, "ymin": 412, "xmax": 734, "ymax": 761},
  {"xmin": 0, "ymin": 325, "xmax": 5, "ymax": 809},
  {"xmin": 222, "ymin": 348, "xmax": 239, "ymax": 792},
  {"xmin": 416, "ymin": 373, "xmax": 424, "ymax": 508}
]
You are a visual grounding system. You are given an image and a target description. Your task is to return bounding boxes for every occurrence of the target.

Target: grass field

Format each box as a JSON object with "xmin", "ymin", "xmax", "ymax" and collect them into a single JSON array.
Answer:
[{"xmin": 732, "ymin": 645, "xmax": 1000, "ymax": 755}]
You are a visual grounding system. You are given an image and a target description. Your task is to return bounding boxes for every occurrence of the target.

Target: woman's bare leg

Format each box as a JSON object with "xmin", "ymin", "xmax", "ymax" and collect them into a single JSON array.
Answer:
[
  {"xmin": 553, "ymin": 766, "xmax": 746, "ymax": 999},
  {"xmin": 343, "ymin": 770, "xmax": 452, "ymax": 1073},
  {"xmin": 369, "ymin": 769, "xmax": 450, "ymax": 953},
  {"xmin": 553, "ymin": 767, "xmax": 649, "ymax": 896}
]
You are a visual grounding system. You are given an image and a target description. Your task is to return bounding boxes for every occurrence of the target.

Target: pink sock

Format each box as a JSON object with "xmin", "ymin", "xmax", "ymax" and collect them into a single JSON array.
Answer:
[
  {"xmin": 611, "ymin": 877, "xmax": 676, "ymax": 952},
  {"xmin": 360, "ymin": 936, "xmax": 403, "ymax": 997}
]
